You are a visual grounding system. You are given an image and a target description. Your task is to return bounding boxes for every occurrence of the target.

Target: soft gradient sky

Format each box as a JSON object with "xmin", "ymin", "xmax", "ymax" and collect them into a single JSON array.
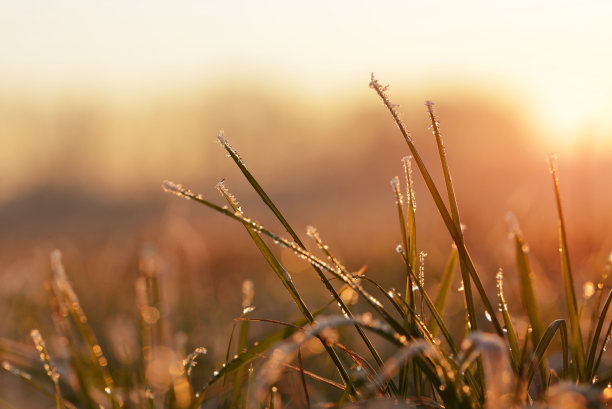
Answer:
[
  {"xmin": 2, "ymin": 0, "xmax": 612, "ymax": 197},
  {"xmin": 2, "ymin": 1, "xmax": 612, "ymax": 138}
]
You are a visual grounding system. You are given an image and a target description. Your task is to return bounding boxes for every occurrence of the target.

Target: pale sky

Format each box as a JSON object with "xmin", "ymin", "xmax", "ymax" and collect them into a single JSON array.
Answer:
[{"xmin": 2, "ymin": 1, "xmax": 612, "ymax": 143}]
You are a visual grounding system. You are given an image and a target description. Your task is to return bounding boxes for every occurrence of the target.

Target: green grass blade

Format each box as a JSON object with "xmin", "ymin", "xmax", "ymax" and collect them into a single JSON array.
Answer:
[
  {"xmin": 586, "ymin": 288, "xmax": 611, "ymax": 377},
  {"xmin": 231, "ymin": 311, "xmax": 252, "ymax": 407},
  {"xmin": 425, "ymin": 101, "xmax": 484, "ymax": 337},
  {"xmin": 527, "ymin": 319, "xmax": 569, "ymax": 387},
  {"xmin": 428, "ymin": 245, "xmax": 458, "ymax": 336},
  {"xmin": 590, "ymin": 294, "xmax": 612, "ymax": 378},
  {"xmin": 215, "ymin": 182, "xmax": 356, "ymax": 398},
  {"xmin": 509, "ymin": 214, "xmax": 548, "ymax": 386},
  {"xmin": 163, "ymin": 181, "xmax": 409, "ymax": 339},
  {"xmin": 402, "ymin": 156, "xmax": 418, "ymax": 295},
  {"xmin": 496, "ymin": 270, "xmax": 520, "ymax": 371},
  {"xmin": 391, "ymin": 176, "xmax": 414, "ymax": 397},
  {"xmin": 245, "ymin": 364, "xmax": 254, "ymax": 409},
  {"xmin": 586, "ymin": 287, "xmax": 611, "ymax": 377},
  {"xmin": 218, "ymin": 136, "xmax": 387, "ymax": 373},
  {"xmin": 1, "ymin": 361, "xmax": 60, "ymax": 406},
  {"xmin": 191, "ymin": 303, "xmax": 331, "ymax": 409},
  {"xmin": 548, "ymin": 157, "xmax": 586, "ymax": 380},
  {"xmin": 369, "ymin": 75, "xmax": 504, "ymax": 338},
  {"xmin": 30, "ymin": 330, "xmax": 67, "ymax": 409},
  {"xmin": 49, "ymin": 251, "xmax": 120, "ymax": 409}
]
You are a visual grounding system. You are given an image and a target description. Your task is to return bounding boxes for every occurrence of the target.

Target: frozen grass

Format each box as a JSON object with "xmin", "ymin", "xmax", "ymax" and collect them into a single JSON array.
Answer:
[{"xmin": 2, "ymin": 76, "xmax": 611, "ymax": 408}]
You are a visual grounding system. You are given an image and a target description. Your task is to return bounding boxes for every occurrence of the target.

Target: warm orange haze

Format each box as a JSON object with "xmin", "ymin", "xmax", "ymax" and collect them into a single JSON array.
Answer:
[{"xmin": 1, "ymin": 2, "xmax": 611, "ymax": 407}]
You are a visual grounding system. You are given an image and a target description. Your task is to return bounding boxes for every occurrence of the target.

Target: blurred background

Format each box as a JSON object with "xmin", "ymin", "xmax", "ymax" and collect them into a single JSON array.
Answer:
[{"xmin": 2, "ymin": 1, "xmax": 612, "ymax": 405}]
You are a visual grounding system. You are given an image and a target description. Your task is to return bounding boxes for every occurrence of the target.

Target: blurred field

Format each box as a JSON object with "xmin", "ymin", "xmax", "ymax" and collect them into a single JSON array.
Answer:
[{"xmin": 2, "ymin": 79, "xmax": 612, "ymax": 406}]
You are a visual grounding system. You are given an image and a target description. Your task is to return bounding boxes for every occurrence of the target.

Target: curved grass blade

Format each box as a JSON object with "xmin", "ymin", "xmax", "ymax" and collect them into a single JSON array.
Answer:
[
  {"xmin": 527, "ymin": 319, "xmax": 569, "ymax": 387},
  {"xmin": 586, "ymin": 289, "xmax": 611, "ymax": 378},
  {"xmin": 244, "ymin": 364, "xmax": 254, "ymax": 409},
  {"xmin": 218, "ymin": 135, "xmax": 387, "ymax": 374},
  {"xmin": 548, "ymin": 157, "xmax": 586, "ymax": 380}
]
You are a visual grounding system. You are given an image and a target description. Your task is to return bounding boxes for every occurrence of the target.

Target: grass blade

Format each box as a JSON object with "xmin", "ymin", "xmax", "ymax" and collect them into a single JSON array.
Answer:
[
  {"xmin": 215, "ymin": 181, "xmax": 356, "ymax": 398},
  {"xmin": 2, "ymin": 361, "xmax": 59, "ymax": 406},
  {"xmin": 191, "ymin": 302, "xmax": 332, "ymax": 409},
  {"xmin": 369, "ymin": 75, "xmax": 504, "ymax": 338},
  {"xmin": 496, "ymin": 270, "xmax": 520, "ymax": 371},
  {"xmin": 591, "ymin": 299, "xmax": 612, "ymax": 378},
  {"xmin": 508, "ymin": 214, "xmax": 548, "ymax": 386},
  {"xmin": 49, "ymin": 251, "xmax": 120, "ymax": 409},
  {"xmin": 163, "ymin": 181, "xmax": 409, "ymax": 344},
  {"xmin": 527, "ymin": 319, "xmax": 569, "ymax": 387},
  {"xmin": 30, "ymin": 330, "xmax": 66, "ymax": 409},
  {"xmin": 391, "ymin": 176, "xmax": 415, "ymax": 396},
  {"xmin": 548, "ymin": 156, "xmax": 586, "ymax": 380},
  {"xmin": 218, "ymin": 135, "xmax": 388, "ymax": 374},
  {"xmin": 586, "ymin": 289, "xmax": 611, "ymax": 377},
  {"xmin": 428, "ymin": 245, "xmax": 458, "ymax": 336}
]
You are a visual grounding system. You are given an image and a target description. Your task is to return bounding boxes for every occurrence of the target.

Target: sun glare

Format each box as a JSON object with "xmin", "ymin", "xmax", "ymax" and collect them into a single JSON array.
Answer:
[{"xmin": 533, "ymin": 84, "xmax": 612, "ymax": 152}]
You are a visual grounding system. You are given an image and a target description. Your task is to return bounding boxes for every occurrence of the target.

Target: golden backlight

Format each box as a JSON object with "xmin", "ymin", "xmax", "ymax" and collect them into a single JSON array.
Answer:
[{"xmin": 2, "ymin": 4, "xmax": 612, "ymax": 407}]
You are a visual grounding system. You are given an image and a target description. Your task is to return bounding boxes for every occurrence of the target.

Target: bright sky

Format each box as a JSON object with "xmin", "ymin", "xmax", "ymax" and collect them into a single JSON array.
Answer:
[{"xmin": 2, "ymin": 1, "xmax": 612, "ymax": 145}]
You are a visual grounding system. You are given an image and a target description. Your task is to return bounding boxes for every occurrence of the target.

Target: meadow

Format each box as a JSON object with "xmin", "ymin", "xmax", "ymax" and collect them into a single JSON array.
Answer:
[{"xmin": 0, "ymin": 76, "xmax": 610, "ymax": 408}]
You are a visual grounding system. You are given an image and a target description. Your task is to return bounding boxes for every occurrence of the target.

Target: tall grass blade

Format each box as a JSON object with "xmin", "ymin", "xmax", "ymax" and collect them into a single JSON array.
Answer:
[
  {"xmin": 215, "ymin": 181, "xmax": 356, "ymax": 398},
  {"xmin": 218, "ymin": 135, "xmax": 387, "ymax": 373},
  {"xmin": 244, "ymin": 364, "xmax": 254, "ymax": 409},
  {"xmin": 425, "ymin": 101, "xmax": 484, "ymax": 337},
  {"xmin": 1, "ymin": 361, "xmax": 62, "ymax": 407},
  {"xmin": 190, "ymin": 299, "xmax": 334, "ymax": 408},
  {"xmin": 586, "ymin": 289, "xmax": 611, "ymax": 378},
  {"xmin": 369, "ymin": 75, "xmax": 504, "ymax": 338},
  {"xmin": 548, "ymin": 156, "xmax": 586, "ymax": 380},
  {"xmin": 428, "ymin": 245, "xmax": 458, "ymax": 336}
]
